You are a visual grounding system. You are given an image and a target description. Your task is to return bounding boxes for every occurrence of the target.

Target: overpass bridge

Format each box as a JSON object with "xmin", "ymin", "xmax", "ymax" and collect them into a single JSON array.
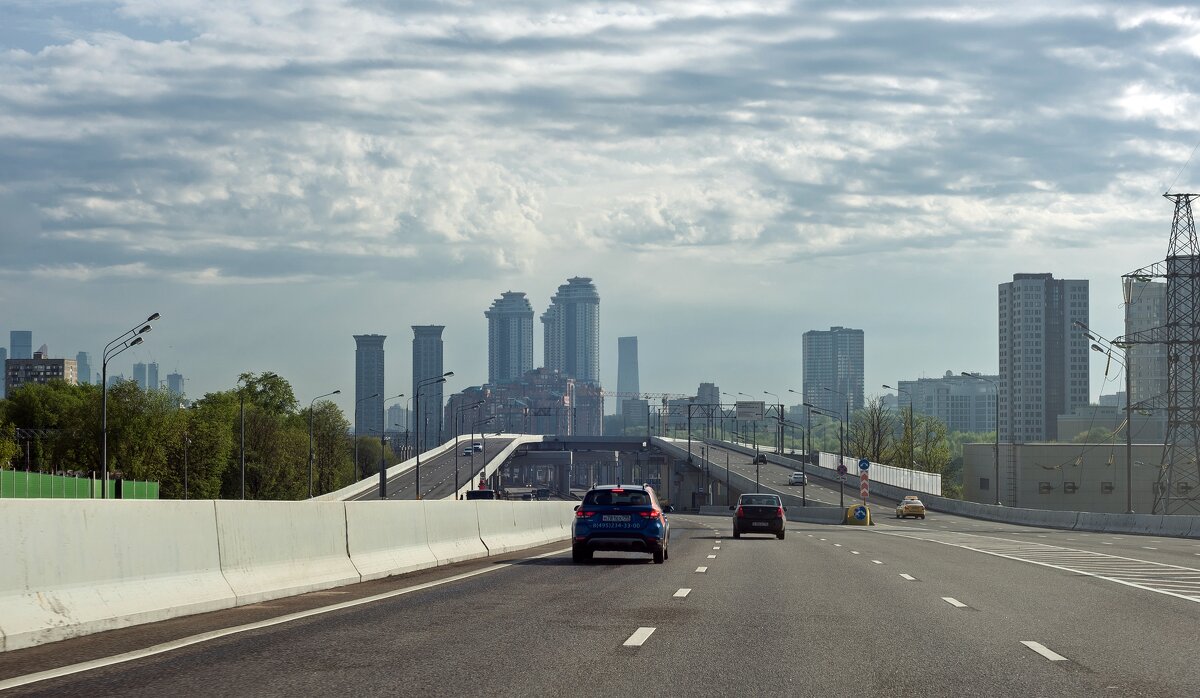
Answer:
[{"xmin": 4, "ymin": 434, "xmax": 1200, "ymax": 694}]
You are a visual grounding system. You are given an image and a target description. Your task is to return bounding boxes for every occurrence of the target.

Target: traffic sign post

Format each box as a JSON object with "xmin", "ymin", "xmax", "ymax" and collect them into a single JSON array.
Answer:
[{"xmin": 858, "ymin": 459, "xmax": 870, "ymax": 504}]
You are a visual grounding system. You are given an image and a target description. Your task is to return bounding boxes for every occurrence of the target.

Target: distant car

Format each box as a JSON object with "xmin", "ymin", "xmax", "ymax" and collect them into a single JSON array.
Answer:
[
  {"xmin": 572, "ymin": 484, "xmax": 673, "ymax": 563},
  {"xmin": 896, "ymin": 495, "xmax": 926, "ymax": 519},
  {"xmin": 535, "ymin": 487, "xmax": 551, "ymax": 501},
  {"xmin": 465, "ymin": 489, "xmax": 499, "ymax": 500},
  {"xmin": 462, "ymin": 447, "xmax": 473, "ymax": 455},
  {"xmin": 753, "ymin": 453, "xmax": 768, "ymax": 465},
  {"xmin": 472, "ymin": 442, "xmax": 483, "ymax": 452},
  {"xmin": 731, "ymin": 493, "xmax": 786, "ymax": 539},
  {"xmin": 521, "ymin": 493, "xmax": 532, "ymax": 501},
  {"xmin": 787, "ymin": 472, "xmax": 807, "ymax": 486}
]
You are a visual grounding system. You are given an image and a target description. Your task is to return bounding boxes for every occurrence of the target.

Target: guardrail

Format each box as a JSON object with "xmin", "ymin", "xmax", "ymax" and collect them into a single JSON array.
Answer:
[{"xmin": 0, "ymin": 499, "xmax": 576, "ymax": 652}]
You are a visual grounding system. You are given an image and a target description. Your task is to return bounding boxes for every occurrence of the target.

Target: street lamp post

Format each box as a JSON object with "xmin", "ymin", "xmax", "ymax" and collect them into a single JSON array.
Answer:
[
  {"xmin": 454, "ymin": 400, "xmax": 483, "ymax": 497},
  {"xmin": 882, "ymin": 384, "xmax": 915, "ymax": 490},
  {"xmin": 308, "ymin": 389, "xmax": 341, "ymax": 498},
  {"xmin": 101, "ymin": 312, "xmax": 158, "ymax": 498},
  {"xmin": 806, "ymin": 402, "xmax": 845, "ymax": 508},
  {"xmin": 413, "ymin": 371, "xmax": 453, "ymax": 500},
  {"xmin": 764, "ymin": 391, "xmax": 782, "ymax": 454},
  {"xmin": 238, "ymin": 376, "xmax": 247, "ymax": 500},
  {"xmin": 789, "ymin": 389, "xmax": 809, "ymax": 465},
  {"xmin": 961, "ymin": 372, "xmax": 1001, "ymax": 505},
  {"xmin": 377, "ymin": 393, "xmax": 405, "ymax": 499},
  {"xmin": 782, "ymin": 418, "xmax": 808, "ymax": 506},
  {"xmin": 354, "ymin": 392, "xmax": 380, "ymax": 482},
  {"xmin": 471, "ymin": 416, "xmax": 495, "ymax": 493}
]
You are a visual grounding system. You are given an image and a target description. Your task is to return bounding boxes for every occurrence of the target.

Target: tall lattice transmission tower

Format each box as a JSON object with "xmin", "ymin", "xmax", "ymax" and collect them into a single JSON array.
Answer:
[{"xmin": 1122, "ymin": 193, "xmax": 1200, "ymax": 514}]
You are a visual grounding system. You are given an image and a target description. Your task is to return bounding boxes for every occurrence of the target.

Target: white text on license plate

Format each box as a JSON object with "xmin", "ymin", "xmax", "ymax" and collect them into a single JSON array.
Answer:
[{"xmin": 602, "ymin": 514, "xmax": 631, "ymax": 522}]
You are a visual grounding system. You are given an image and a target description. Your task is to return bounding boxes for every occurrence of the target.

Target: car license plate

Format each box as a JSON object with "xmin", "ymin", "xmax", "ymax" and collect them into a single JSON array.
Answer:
[
  {"xmin": 752, "ymin": 521, "xmax": 769, "ymax": 527},
  {"xmin": 602, "ymin": 514, "xmax": 631, "ymax": 522}
]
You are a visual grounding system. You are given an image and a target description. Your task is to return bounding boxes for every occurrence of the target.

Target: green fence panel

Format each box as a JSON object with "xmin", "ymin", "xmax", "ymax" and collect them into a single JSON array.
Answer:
[{"xmin": 0, "ymin": 470, "xmax": 158, "ymax": 499}]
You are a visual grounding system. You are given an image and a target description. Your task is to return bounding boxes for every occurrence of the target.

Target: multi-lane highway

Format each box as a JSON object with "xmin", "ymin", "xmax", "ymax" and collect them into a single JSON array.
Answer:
[
  {"xmin": 4, "ymin": 503, "xmax": 1200, "ymax": 696},
  {"xmin": 350, "ymin": 437, "xmax": 515, "ymax": 501}
]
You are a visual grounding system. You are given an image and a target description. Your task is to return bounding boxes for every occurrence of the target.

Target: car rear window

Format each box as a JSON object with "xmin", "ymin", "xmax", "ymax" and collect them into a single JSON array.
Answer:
[
  {"xmin": 740, "ymin": 495, "xmax": 781, "ymax": 506},
  {"xmin": 584, "ymin": 489, "xmax": 651, "ymax": 507}
]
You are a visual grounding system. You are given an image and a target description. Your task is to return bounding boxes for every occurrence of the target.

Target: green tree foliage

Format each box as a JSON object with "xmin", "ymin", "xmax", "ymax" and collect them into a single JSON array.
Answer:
[
  {"xmin": 1072, "ymin": 426, "xmax": 1115, "ymax": 444},
  {"xmin": 912, "ymin": 414, "xmax": 951, "ymax": 474},
  {"xmin": 0, "ymin": 419, "xmax": 18, "ymax": 468},
  {"xmin": 848, "ymin": 396, "xmax": 898, "ymax": 465}
]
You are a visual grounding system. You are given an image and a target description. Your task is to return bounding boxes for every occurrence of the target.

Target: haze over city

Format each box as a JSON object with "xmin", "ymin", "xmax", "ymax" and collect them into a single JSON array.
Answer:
[{"xmin": 3, "ymin": 1, "xmax": 1199, "ymax": 419}]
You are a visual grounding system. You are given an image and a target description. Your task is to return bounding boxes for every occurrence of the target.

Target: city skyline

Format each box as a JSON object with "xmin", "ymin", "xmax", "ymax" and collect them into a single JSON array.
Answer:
[{"xmin": 3, "ymin": 2, "xmax": 1195, "ymax": 421}]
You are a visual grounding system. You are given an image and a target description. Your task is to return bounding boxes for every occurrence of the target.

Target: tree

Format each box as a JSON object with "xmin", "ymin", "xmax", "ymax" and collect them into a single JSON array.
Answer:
[
  {"xmin": 912, "ymin": 414, "xmax": 951, "ymax": 474},
  {"xmin": 847, "ymin": 396, "xmax": 898, "ymax": 465},
  {"xmin": 1072, "ymin": 427, "xmax": 1114, "ymax": 444},
  {"xmin": 0, "ymin": 420, "xmax": 17, "ymax": 469}
]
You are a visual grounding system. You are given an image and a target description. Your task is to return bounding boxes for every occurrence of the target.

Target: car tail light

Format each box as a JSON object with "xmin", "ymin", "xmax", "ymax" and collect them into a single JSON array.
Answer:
[
  {"xmin": 639, "ymin": 510, "xmax": 662, "ymax": 519},
  {"xmin": 736, "ymin": 506, "xmax": 745, "ymax": 517},
  {"xmin": 777, "ymin": 506, "xmax": 785, "ymax": 518},
  {"xmin": 611, "ymin": 488, "xmax": 625, "ymax": 493},
  {"xmin": 575, "ymin": 510, "xmax": 594, "ymax": 518}
]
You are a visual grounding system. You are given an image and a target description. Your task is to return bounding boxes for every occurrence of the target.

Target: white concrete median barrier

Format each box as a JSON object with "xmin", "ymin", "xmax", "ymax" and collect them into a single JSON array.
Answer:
[
  {"xmin": 0, "ymin": 500, "xmax": 235, "ymax": 652},
  {"xmin": 476, "ymin": 501, "xmax": 524, "ymax": 555},
  {"xmin": 345, "ymin": 501, "xmax": 438, "ymax": 582},
  {"xmin": 424, "ymin": 500, "xmax": 488, "ymax": 565},
  {"xmin": 215, "ymin": 501, "xmax": 360, "ymax": 606}
]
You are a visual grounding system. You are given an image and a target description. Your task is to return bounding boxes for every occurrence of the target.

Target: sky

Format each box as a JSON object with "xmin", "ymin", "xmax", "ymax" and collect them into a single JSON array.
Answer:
[{"xmin": 2, "ymin": 0, "xmax": 1200, "ymax": 421}]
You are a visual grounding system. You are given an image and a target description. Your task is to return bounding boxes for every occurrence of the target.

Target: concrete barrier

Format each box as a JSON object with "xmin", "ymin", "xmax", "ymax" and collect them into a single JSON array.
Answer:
[
  {"xmin": 345, "ymin": 501, "xmax": 438, "ymax": 582},
  {"xmin": 215, "ymin": 501, "xmax": 361, "ymax": 606},
  {"xmin": 424, "ymin": 500, "xmax": 488, "ymax": 565},
  {"xmin": 0, "ymin": 500, "xmax": 236, "ymax": 652},
  {"xmin": 476, "ymin": 501, "xmax": 525, "ymax": 555}
]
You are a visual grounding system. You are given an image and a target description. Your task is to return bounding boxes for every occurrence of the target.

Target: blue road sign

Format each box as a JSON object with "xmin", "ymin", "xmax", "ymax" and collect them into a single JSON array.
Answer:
[
  {"xmin": 858, "ymin": 458, "xmax": 870, "ymax": 471},
  {"xmin": 853, "ymin": 505, "xmax": 867, "ymax": 521}
]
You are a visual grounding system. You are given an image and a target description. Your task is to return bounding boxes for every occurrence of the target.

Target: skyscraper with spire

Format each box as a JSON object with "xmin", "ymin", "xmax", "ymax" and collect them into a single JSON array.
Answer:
[{"xmin": 541, "ymin": 277, "xmax": 600, "ymax": 384}]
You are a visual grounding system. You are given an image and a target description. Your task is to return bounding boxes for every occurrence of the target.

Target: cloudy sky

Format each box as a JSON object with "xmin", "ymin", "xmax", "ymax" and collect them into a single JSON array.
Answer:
[{"xmin": 3, "ymin": 0, "xmax": 1199, "ymax": 420}]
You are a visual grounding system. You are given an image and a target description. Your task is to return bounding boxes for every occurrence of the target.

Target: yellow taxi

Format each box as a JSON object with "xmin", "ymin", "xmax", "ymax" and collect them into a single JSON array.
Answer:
[{"xmin": 895, "ymin": 495, "xmax": 926, "ymax": 519}]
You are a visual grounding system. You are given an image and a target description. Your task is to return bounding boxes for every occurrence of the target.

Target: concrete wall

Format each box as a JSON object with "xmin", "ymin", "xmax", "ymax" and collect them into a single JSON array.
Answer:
[
  {"xmin": 0, "ymin": 500, "xmax": 576, "ymax": 652},
  {"xmin": 963, "ymin": 442, "xmax": 1163, "ymax": 512}
]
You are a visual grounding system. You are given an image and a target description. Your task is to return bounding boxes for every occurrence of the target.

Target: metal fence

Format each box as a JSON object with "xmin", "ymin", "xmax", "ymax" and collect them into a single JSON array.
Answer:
[
  {"xmin": 0, "ymin": 470, "xmax": 160, "ymax": 499},
  {"xmin": 815, "ymin": 452, "xmax": 941, "ymax": 495}
]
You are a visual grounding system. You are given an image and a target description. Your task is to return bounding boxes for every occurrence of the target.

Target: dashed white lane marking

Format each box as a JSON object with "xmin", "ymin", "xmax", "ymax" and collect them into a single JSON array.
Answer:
[
  {"xmin": 1021, "ymin": 641, "xmax": 1068, "ymax": 661},
  {"xmin": 707, "ymin": 554, "xmax": 717, "ymax": 559},
  {"xmin": 713, "ymin": 546, "xmax": 721, "ymax": 550},
  {"xmin": 834, "ymin": 543, "xmax": 843, "ymax": 547},
  {"xmin": 872, "ymin": 560, "xmax": 883, "ymax": 564},
  {"xmin": 1143, "ymin": 547, "xmax": 1158, "ymax": 550},
  {"xmin": 851, "ymin": 551, "xmax": 860, "ymax": 555},
  {"xmin": 673, "ymin": 588, "xmax": 691, "ymax": 599},
  {"xmin": 899, "ymin": 574, "xmax": 916, "ymax": 581},
  {"xmin": 695, "ymin": 566, "xmax": 708, "ymax": 573},
  {"xmin": 942, "ymin": 597, "xmax": 967, "ymax": 608},
  {"xmin": 623, "ymin": 627, "xmax": 657, "ymax": 647},
  {"xmin": 819, "ymin": 538, "xmax": 826, "ymax": 541}
]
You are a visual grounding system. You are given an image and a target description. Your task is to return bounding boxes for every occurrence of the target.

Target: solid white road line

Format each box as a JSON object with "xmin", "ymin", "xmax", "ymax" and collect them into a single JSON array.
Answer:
[
  {"xmin": 696, "ymin": 566, "xmax": 708, "ymax": 573},
  {"xmin": 623, "ymin": 627, "xmax": 657, "ymax": 647},
  {"xmin": 899, "ymin": 574, "xmax": 916, "ymax": 581},
  {"xmin": 673, "ymin": 588, "xmax": 691, "ymax": 599},
  {"xmin": 942, "ymin": 597, "xmax": 967, "ymax": 608},
  {"xmin": 1021, "ymin": 641, "xmax": 1068, "ymax": 661},
  {"xmin": 0, "ymin": 545, "xmax": 573, "ymax": 691}
]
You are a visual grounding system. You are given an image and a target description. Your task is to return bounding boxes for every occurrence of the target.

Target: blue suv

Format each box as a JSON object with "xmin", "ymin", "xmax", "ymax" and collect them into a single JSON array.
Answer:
[{"xmin": 572, "ymin": 484, "xmax": 673, "ymax": 563}]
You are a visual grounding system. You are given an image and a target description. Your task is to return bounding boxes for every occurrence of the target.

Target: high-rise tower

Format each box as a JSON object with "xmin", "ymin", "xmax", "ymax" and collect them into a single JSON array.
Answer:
[
  {"xmin": 1124, "ymin": 280, "xmax": 1167, "ymax": 409},
  {"xmin": 10, "ymin": 331, "xmax": 32, "ymax": 360},
  {"xmin": 133, "ymin": 362, "xmax": 148, "ymax": 391},
  {"xmin": 486, "ymin": 292, "xmax": 534, "ymax": 385},
  {"xmin": 412, "ymin": 325, "xmax": 446, "ymax": 452},
  {"xmin": 616, "ymin": 336, "xmax": 640, "ymax": 414},
  {"xmin": 541, "ymin": 277, "xmax": 600, "ymax": 383},
  {"xmin": 998, "ymin": 273, "xmax": 1089, "ymax": 442},
  {"xmin": 76, "ymin": 352, "xmax": 92, "ymax": 385},
  {"xmin": 354, "ymin": 334, "xmax": 387, "ymax": 438},
  {"xmin": 802, "ymin": 327, "xmax": 865, "ymax": 415}
]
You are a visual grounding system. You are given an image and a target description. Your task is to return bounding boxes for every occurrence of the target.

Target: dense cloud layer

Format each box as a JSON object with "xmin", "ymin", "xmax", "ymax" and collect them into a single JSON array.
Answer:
[{"xmin": 2, "ymin": 1, "xmax": 1198, "ymax": 404}]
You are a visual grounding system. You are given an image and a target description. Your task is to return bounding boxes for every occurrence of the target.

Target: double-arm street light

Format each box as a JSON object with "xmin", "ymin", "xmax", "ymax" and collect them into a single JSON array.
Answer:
[
  {"xmin": 787, "ymin": 389, "xmax": 811, "ymax": 463},
  {"xmin": 471, "ymin": 416, "xmax": 496, "ymax": 493},
  {"xmin": 780, "ymin": 418, "xmax": 808, "ymax": 507},
  {"xmin": 413, "ymin": 372, "xmax": 454, "ymax": 500},
  {"xmin": 454, "ymin": 400, "xmax": 483, "ymax": 496},
  {"xmin": 308, "ymin": 389, "xmax": 341, "ymax": 499},
  {"xmin": 805, "ymin": 402, "xmax": 846, "ymax": 508},
  {"xmin": 101, "ymin": 312, "xmax": 159, "ymax": 498},
  {"xmin": 961, "ymin": 372, "xmax": 1001, "ymax": 505},
  {"xmin": 882, "ymin": 384, "xmax": 915, "ymax": 489},
  {"xmin": 1074, "ymin": 320, "xmax": 1136, "ymax": 514},
  {"xmin": 377, "ymin": 393, "xmax": 405, "ymax": 499},
  {"xmin": 354, "ymin": 392, "xmax": 380, "ymax": 482},
  {"xmin": 764, "ymin": 391, "xmax": 783, "ymax": 454}
]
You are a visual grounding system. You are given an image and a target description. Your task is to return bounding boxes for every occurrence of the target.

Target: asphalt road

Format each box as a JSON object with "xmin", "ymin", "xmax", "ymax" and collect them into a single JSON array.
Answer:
[
  {"xmin": 5, "ymin": 507, "xmax": 1200, "ymax": 696},
  {"xmin": 350, "ymin": 438, "xmax": 514, "ymax": 501}
]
